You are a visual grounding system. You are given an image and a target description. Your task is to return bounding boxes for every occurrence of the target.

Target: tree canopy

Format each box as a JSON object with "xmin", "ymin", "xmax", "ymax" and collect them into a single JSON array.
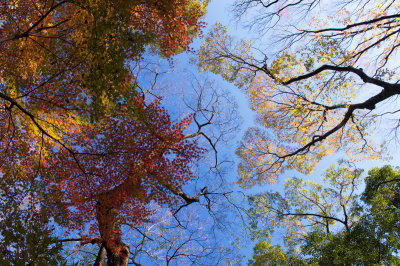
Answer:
[
  {"xmin": 0, "ymin": 0, "xmax": 230, "ymax": 264},
  {"xmin": 248, "ymin": 163, "xmax": 400, "ymax": 265},
  {"xmin": 197, "ymin": 0, "xmax": 400, "ymax": 186},
  {"xmin": 3, "ymin": 0, "xmax": 400, "ymax": 264}
]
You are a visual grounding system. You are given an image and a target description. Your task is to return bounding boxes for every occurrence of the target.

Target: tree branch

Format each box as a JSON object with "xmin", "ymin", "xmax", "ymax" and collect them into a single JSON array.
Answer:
[{"xmin": 0, "ymin": 0, "xmax": 70, "ymax": 43}]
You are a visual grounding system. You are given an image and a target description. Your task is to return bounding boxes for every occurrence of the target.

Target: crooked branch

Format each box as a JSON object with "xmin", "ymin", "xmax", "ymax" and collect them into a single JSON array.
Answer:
[{"xmin": 262, "ymin": 64, "xmax": 400, "ymax": 160}]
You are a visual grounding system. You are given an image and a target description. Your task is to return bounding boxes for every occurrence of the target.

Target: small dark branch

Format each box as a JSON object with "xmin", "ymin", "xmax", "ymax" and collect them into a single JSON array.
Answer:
[
  {"xmin": 177, "ymin": 186, "xmax": 208, "ymax": 204},
  {"xmin": 376, "ymin": 178, "xmax": 400, "ymax": 189},
  {"xmin": 275, "ymin": 64, "xmax": 394, "ymax": 89},
  {"xmin": 276, "ymin": 107, "xmax": 353, "ymax": 159},
  {"xmin": 166, "ymin": 231, "xmax": 196, "ymax": 266},
  {"xmin": 0, "ymin": 92, "xmax": 89, "ymax": 176},
  {"xmin": 339, "ymin": 186, "xmax": 350, "ymax": 232},
  {"xmin": 133, "ymin": 228, "xmax": 154, "ymax": 241},
  {"xmin": 351, "ymin": 115, "xmax": 368, "ymax": 151},
  {"xmin": 260, "ymin": 64, "xmax": 400, "ymax": 159},
  {"xmin": 0, "ymin": 0, "xmax": 70, "ymax": 43},
  {"xmin": 302, "ymin": 14, "xmax": 400, "ymax": 34},
  {"xmin": 34, "ymin": 18, "xmax": 70, "ymax": 33},
  {"xmin": 203, "ymin": 193, "xmax": 212, "ymax": 211},
  {"xmin": 377, "ymin": 38, "xmax": 400, "ymax": 72},
  {"xmin": 352, "ymin": 29, "xmax": 400, "ymax": 61},
  {"xmin": 129, "ymin": 227, "xmax": 150, "ymax": 266},
  {"xmin": 184, "ymin": 113, "xmax": 218, "ymax": 166},
  {"xmin": 277, "ymin": 211, "xmax": 347, "ymax": 226},
  {"xmin": 5, "ymin": 102, "xmax": 14, "ymax": 111},
  {"xmin": 298, "ymin": 190, "xmax": 328, "ymax": 215},
  {"xmin": 55, "ymin": 238, "xmax": 83, "ymax": 243},
  {"xmin": 19, "ymin": 61, "xmax": 72, "ymax": 98},
  {"xmin": 169, "ymin": 186, "xmax": 209, "ymax": 215},
  {"xmin": 326, "ymin": 222, "xmax": 330, "ymax": 234}
]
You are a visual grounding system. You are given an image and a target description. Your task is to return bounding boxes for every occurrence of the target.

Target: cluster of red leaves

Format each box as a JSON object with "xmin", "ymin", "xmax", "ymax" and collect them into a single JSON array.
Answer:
[
  {"xmin": 40, "ymin": 99, "xmax": 204, "ymax": 248},
  {"xmin": 0, "ymin": 0, "xmax": 206, "ymax": 255},
  {"xmin": 129, "ymin": 0, "xmax": 206, "ymax": 57}
]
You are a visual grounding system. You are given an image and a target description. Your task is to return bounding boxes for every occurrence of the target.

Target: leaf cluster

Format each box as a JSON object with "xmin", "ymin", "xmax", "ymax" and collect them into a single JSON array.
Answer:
[{"xmin": 248, "ymin": 163, "xmax": 400, "ymax": 265}]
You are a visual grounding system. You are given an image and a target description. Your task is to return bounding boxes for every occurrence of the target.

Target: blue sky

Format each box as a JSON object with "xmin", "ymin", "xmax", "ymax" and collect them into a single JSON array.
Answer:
[
  {"xmin": 27, "ymin": 0, "xmax": 400, "ymax": 263},
  {"xmin": 200, "ymin": 0, "xmax": 400, "ymax": 176},
  {"xmin": 193, "ymin": 0, "xmax": 400, "ymax": 260}
]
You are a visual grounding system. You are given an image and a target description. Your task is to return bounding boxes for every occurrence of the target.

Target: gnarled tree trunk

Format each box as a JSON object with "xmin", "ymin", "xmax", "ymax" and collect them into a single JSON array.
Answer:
[
  {"xmin": 94, "ymin": 192, "xmax": 131, "ymax": 266},
  {"xmin": 94, "ymin": 242, "xmax": 130, "ymax": 266}
]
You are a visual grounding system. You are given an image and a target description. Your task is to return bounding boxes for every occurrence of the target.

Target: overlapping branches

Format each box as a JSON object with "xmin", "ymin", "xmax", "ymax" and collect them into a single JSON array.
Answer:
[{"xmin": 197, "ymin": 0, "xmax": 400, "ymax": 186}]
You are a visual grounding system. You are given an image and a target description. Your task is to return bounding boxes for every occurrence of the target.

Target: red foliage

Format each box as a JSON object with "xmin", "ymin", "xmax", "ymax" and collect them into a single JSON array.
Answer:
[
  {"xmin": 42, "ymin": 98, "xmax": 203, "ymax": 249},
  {"xmin": 0, "ymin": 0, "xmax": 207, "ymax": 257}
]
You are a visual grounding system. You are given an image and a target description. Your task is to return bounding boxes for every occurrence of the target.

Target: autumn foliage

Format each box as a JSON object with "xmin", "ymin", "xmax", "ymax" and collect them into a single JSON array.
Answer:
[
  {"xmin": 197, "ymin": 0, "xmax": 400, "ymax": 186},
  {"xmin": 0, "ymin": 0, "xmax": 207, "ymax": 263},
  {"xmin": 0, "ymin": 0, "xmax": 206, "ymax": 116},
  {"xmin": 47, "ymin": 98, "xmax": 203, "ymax": 252}
]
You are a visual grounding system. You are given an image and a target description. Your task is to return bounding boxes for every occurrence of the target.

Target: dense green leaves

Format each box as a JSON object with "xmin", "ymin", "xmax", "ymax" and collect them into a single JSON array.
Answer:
[
  {"xmin": 248, "ymin": 163, "xmax": 400, "ymax": 265},
  {"xmin": 0, "ymin": 175, "xmax": 65, "ymax": 264},
  {"xmin": 248, "ymin": 241, "xmax": 304, "ymax": 266}
]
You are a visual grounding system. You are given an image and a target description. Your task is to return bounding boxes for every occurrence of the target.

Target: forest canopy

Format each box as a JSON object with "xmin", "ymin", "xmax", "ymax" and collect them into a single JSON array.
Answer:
[
  {"xmin": 0, "ymin": 0, "xmax": 227, "ymax": 265},
  {"xmin": 197, "ymin": 0, "xmax": 400, "ymax": 185},
  {"xmin": 248, "ymin": 163, "xmax": 400, "ymax": 265},
  {"xmin": 1, "ymin": 0, "xmax": 400, "ymax": 265}
]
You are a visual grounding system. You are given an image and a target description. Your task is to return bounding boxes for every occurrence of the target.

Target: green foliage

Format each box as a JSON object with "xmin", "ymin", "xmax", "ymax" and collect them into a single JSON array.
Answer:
[
  {"xmin": 248, "ymin": 163, "xmax": 400, "ymax": 265},
  {"xmin": 196, "ymin": 23, "xmax": 256, "ymax": 89},
  {"xmin": 248, "ymin": 241, "xmax": 305, "ymax": 266},
  {"xmin": 302, "ymin": 220, "xmax": 397, "ymax": 265},
  {"xmin": 362, "ymin": 165, "xmax": 400, "ymax": 252},
  {"xmin": 0, "ymin": 169, "xmax": 68, "ymax": 264},
  {"xmin": 0, "ymin": 206, "xmax": 65, "ymax": 264}
]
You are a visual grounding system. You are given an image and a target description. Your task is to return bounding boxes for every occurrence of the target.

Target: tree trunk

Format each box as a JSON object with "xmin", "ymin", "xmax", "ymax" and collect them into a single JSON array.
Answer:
[
  {"xmin": 94, "ymin": 242, "xmax": 130, "ymax": 266},
  {"xmin": 94, "ymin": 244, "xmax": 107, "ymax": 266},
  {"xmin": 95, "ymin": 197, "xmax": 131, "ymax": 266},
  {"xmin": 105, "ymin": 242, "xmax": 130, "ymax": 266}
]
